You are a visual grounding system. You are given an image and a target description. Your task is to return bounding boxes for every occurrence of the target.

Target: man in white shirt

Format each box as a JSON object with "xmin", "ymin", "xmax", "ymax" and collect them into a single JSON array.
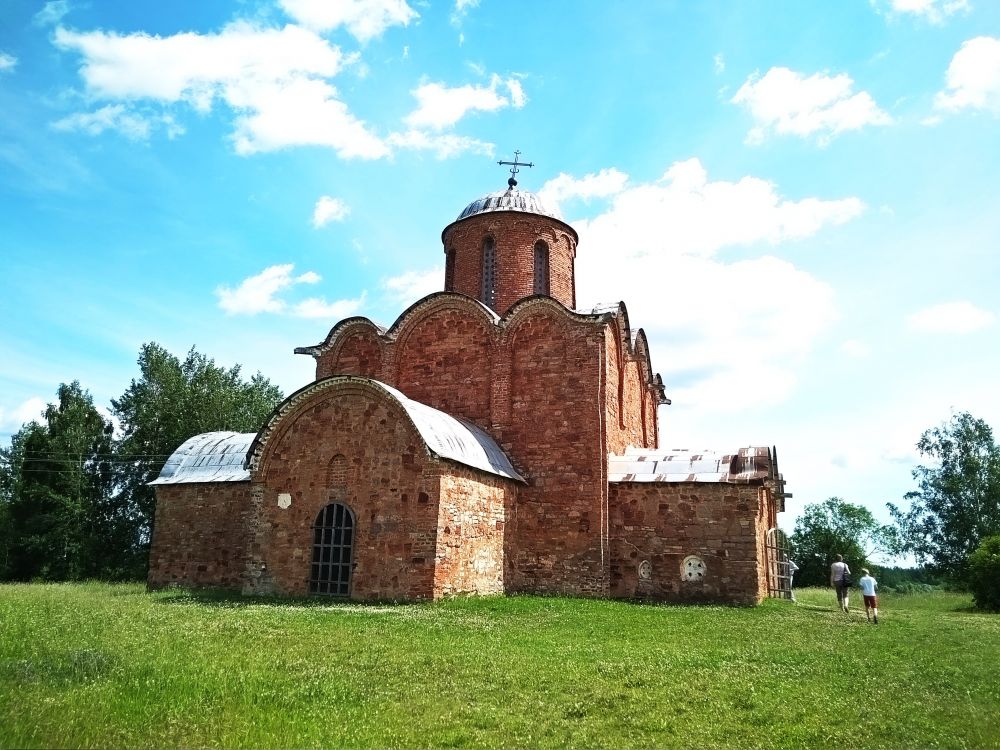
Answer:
[
  {"xmin": 784, "ymin": 555, "xmax": 799, "ymax": 602},
  {"xmin": 830, "ymin": 554, "xmax": 851, "ymax": 612},
  {"xmin": 859, "ymin": 568, "xmax": 879, "ymax": 624}
]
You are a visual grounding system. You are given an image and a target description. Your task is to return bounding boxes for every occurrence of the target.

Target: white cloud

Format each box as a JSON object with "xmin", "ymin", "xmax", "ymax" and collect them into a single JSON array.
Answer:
[
  {"xmin": 567, "ymin": 159, "xmax": 863, "ymax": 412},
  {"xmin": 293, "ymin": 292, "xmax": 367, "ymax": 319},
  {"xmin": 33, "ymin": 0, "xmax": 71, "ymax": 27},
  {"xmin": 53, "ymin": 22, "xmax": 389, "ymax": 158},
  {"xmin": 840, "ymin": 339, "xmax": 871, "ymax": 358},
  {"xmin": 217, "ymin": 263, "xmax": 321, "ymax": 315},
  {"xmin": 879, "ymin": 0, "xmax": 970, "ymax": 24},
  {"xmin": 279, "ymin": 0, "xmax": 418, "ymax": 42},
  {"xmin": 714, "ymin": 53, "xmax": 725, "ymax": 74},
  {"xmin": 573, "ymin": 158, "xmax": 863, "ymax": 259},
  {"xmin": 0, "ymin": 397, "xmax": 47, "ymax": 432},
  {"xmin": 539, "ymin": 168, "xmax": 629, "ymax": 212},
  {"xmin": 934, "ymin": 36, "xmax": 1000, "ymax": 114},
  {"xmin": 51, "ymin": 104, "xmax": 183, "ymax": 140},
  {"xmin": 404, "ymin": 74, "xmax": 525, "ymax": 130},
  {"xmin": 382, "ymin": 267, "xmax": 442, "ymax": 304},
  {"xmin": 387, "ymin": 129, "xmax": 494, "ymax": 158},
  {"xmin": 312, "ymin": 196, "xmax": 350, "ymax": 227},
  {"xmin": 732, "ymin": 67, "xmax": 892, "ymax": 145},
  {"xmin": 907, "ymin": 301, "xmax": 996, "ymax": 334},
  {"xmin": 0, "ymin": 52, "xmax": 16, "ymax": 73}
]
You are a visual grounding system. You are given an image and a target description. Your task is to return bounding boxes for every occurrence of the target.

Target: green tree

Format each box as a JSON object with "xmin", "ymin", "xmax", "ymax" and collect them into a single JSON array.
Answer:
[
  {"xmin": 0, "ymin": 382, "xmax": 128, "ymax": 580},
  {"xmin": 888, "ymin": 412, "xmax": 1000, "ymax": 581},
  {"xmin": 967, "ymin": 534, "xmax": 1000, "ymax": 611},
  {"xmin": 789, "ymin": 497, "xmax": 897, "ymax": 587},
  {"xmin": 112, "ymin": 343, "xmax": 282, "ymax": 557}
]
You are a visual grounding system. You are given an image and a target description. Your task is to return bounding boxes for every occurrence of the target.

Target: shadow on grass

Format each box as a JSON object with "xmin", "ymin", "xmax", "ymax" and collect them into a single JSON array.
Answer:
[{"xmin": 151, "ymin": 586, "xmax": 427, "ymax": 610}]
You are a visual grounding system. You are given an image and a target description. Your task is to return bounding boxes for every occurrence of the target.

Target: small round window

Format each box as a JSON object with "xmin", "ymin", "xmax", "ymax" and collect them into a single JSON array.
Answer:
[{"xmin": 682, "ymin": 555, "xmax": 706, "ymax": 581}]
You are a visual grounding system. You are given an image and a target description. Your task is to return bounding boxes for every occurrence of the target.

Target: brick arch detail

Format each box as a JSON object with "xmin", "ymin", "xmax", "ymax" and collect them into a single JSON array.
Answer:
[{"xmin": 317, "ymin": 324, "xmax": 386, "ymax": 380}]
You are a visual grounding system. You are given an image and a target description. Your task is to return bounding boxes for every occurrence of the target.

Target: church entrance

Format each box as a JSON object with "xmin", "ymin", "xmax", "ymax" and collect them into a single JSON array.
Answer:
[
  {"xmin": 765, "ymin": 527, "xmax": 792, "ymax": 599},
  {"xmin": 309, "ymin": 502, "xmax": 355, "ymax": 596}
]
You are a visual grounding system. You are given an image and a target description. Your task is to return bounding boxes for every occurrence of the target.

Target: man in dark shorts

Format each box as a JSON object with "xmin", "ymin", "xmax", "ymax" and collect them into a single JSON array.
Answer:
[{"xmin": 859, "ymin": 568, "xmax": 879, "ymax": 624}]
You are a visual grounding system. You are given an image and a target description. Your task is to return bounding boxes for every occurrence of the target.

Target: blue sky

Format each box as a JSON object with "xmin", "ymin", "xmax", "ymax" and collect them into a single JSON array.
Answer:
[{"xmin": 2, "ymin": 0, "xmax": 998, "ymax": 548}]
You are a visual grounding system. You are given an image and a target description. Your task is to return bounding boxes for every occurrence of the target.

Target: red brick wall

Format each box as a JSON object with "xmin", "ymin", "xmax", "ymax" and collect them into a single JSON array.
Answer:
[
  {"xmin": 148, "ymin": 481, "xmax": 250, "ymax": 590},
  {"xmin": 501, "ymin": 306, "xmax": 609, "ymax": 595},
  {"xmin": 609, "ymin": 482, "xmax": 768, "ymax": 605},
  {"xmin": 443, "ymin": 212, "xmax": 577, "ymax": 314},
  {"xmin": 434, "ymin": 472, "xmax": 512, "ymax": 597},
  {"xmin": 394, "ymin": 307, "xmax": 495, "ymax": 431},
  {"xmin": 246, "ymin": 379, "xmax": 516, "ymax": 600},
  {"xmin": 317, "ymin": 326, "xmax": 383, "ymax": 380}
]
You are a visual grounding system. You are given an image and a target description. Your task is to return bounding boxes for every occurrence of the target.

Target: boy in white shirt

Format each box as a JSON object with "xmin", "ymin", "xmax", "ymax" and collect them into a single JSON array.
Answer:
[{"xmin": 859, "ymin": 568, "xmax": 879, "ymax": 624}]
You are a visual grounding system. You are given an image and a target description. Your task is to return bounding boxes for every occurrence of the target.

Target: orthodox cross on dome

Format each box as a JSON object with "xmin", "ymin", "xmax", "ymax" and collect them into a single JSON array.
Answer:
[{"xmin": 497, "ymin": 149, "xmax": 533, "ymax": 188}]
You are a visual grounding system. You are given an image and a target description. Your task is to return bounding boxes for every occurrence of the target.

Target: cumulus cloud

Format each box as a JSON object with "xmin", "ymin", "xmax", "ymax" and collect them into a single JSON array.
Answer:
[
  {"xmin": 217, "ymin": 264, "xmax": 321, "ymax": 315},
  {"xmin": 279, "ymin": 0, "xmax": 417, "ymax": 42},
  {"xmin": 33, "ymin": 0, "xmax": 71, "ymax": 26},
  {"xmin": 0, "ymin": 52, "xmax": 16, "ymax": 73},
  {"xmin": 840, "ymin": 339, "xmax": 872, "ymax": 358},
  {"xmin": 404, "ymin": 75, "xmax": 525, "ymax": 130},
  {"xmin": 878, "ymin": 0, "xmax": 970, "ymax": 24},
  {"xmin": 732, "ymin": 67, "xmax": 892, "ymax": 145},
  {"xmin": 566, "ymin": 159, "xmax": 863, "ymax": 411},
  {"xmin": 312, "ymin": 196, "xmax": 350, "ymax": 228},
  {"xmin": 907, "ymin": 301, "xmax": 996, "ymax": 333},
  {"xmin": 934, "ymin": 36, "xmax": 1000, "ymax": 114},
  {"xmin": 52, "ymin": 104, "xmax": 183, "ymax": 140},
  {"xmin": 0, "ymin": 397, "xmax": 47, "ymax": 432},
  {"xmin": 382, "ymin": 267, "xmax": 442, "ymax": 304},
  {"xmin": 539, "ymin": 168, "xmax": 629, "ymax": 212},
  {"xmin": 572, "ymin": 158, "xmax": 863, "ymax": 259},
  {"xmin": 53, "ymin": 22, "xmax": 389, "ymax": 158},
  {"xmin": 386, "ymin": 129, "xmax": 494, "ymax": 158},
  {"xmin": 293, "ymin": 292, "xmax": 367, "ymax": 319}
]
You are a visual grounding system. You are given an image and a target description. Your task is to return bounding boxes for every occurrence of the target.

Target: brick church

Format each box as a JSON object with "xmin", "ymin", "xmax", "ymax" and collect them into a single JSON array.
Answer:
[{"xmin": 148, "ymin": 168, "xmax": 789, "ymax": 605}]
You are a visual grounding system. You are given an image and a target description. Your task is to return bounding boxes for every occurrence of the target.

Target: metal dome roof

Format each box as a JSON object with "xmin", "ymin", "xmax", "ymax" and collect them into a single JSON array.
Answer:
[{"xmin": 455, "ymin": 186, "xmax": 563, "ymax": 222}]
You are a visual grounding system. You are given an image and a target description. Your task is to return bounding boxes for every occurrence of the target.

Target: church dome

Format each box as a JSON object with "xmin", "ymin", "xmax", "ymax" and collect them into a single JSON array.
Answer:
[{"xmin": 455, "ymin": 187, "xmax": 563, "ymax": 222}]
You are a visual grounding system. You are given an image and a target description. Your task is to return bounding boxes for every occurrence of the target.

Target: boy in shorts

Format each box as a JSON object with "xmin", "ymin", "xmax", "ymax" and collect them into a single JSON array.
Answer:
[{"xmin": 859, "ymin": 568, "xmax": 879, "ymax": 624}]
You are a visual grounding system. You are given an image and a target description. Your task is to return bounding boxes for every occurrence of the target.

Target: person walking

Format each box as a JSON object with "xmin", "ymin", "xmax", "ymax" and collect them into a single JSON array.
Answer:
[
  {"xmin": 859, "ymin": 568, "xmax": 879, "ymax": 624},
  {"xmin": 830, "ymin": 554, "xmax": 851, "ymax": 612},
  {"xmin": 785, "ymin": 555, "xmax": 799, "ymax": 602}
]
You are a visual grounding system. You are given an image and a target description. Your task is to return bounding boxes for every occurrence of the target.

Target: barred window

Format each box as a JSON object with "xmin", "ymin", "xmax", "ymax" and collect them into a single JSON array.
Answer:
[
  {"xmin": 533, "ymin": 240, "xmax": 550, "ymax": 296},
  {"xmin": 309, "ymin": 503, "xmax": 354, "ymax": 596}
]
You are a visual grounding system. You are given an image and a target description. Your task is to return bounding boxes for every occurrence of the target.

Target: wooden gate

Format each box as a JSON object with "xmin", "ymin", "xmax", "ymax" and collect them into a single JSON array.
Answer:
[{"xmin": 765, "ymin": 527, "xmax": 792, "ymax": 599}]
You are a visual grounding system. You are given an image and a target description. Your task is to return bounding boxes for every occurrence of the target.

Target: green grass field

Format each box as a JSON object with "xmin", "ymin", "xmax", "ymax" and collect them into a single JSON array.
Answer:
[{"xmin": 0, "ymin": 583, "xmax": 997, "ymax": 749}]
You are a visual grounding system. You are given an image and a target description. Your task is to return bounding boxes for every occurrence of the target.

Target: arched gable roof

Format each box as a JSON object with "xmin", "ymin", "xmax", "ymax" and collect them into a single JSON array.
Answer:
[
  {"xmin": 149, "ymin": 431, "xmax": 255, "ymax": 485},
  {"xmin": 247, "ymin": 376, "xmax": 524, "ymax": 483}
]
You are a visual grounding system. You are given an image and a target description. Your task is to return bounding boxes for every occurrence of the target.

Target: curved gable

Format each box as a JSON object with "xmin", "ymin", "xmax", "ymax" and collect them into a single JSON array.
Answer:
[{"xmin": 247, "ymin": 376, "xmax": 523, "ymax": 482}]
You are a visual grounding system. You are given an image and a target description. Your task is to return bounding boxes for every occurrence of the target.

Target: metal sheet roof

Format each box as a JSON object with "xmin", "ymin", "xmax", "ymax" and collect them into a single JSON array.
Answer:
[
  {"xmin": 375, "ymin": 382, "xmax": 524, "ymax": 482},
  {"xmin": 149, "ymin": 431, "xmax": 254, "ymax": 485},
  {"xmin": 608, "ymin": 446, "xmax": 774, "ymax": 484},
  {"xmin": 456, "ymin": 187, "xmax": 563, "ymax": 222}
]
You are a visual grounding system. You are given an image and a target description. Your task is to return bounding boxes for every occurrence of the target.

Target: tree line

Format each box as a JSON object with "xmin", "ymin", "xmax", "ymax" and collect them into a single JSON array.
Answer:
[
  {"xmin": 0, "ymin": 343, "xmax": 282, "ymax": 581},
  {"xmin": 789, "ymin": 412, "xmax": 1000, "ymax": 610}
]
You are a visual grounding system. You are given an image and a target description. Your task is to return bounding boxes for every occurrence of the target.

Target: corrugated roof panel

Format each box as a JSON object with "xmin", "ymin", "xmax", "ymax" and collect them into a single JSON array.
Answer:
[
  {"xmin": 609, "ymin": 447, "xmax": 773, "ymax": 484},
  {"xmin": 376, "ymin": 382, "xmax": 524, "ymax": 482},
  {"xmin": 150, "ymin": 431, "xmax": 254, "ymax": 485}
]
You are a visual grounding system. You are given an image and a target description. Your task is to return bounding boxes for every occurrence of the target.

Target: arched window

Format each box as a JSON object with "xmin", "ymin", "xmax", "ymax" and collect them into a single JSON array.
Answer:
[
  {"xmin": 533, "ymin": 240, "xmax": 550, "ymax": 296},
  {"xmin": 481, "ymin": 236, "xmax": 496, "ymax": 308},
  {"xmin": 444, "ymin": 248, "xmax": 456, "ymax": 291},
  {"xmin": 309, "ymin": 502, "xmax": 355, "ymax": 596}
]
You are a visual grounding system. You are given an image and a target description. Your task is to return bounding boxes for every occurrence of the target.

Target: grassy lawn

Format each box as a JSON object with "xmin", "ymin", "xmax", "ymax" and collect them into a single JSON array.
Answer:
[{"xmin": 0, "ymin": 583, "xmax": 997, "ymax": 749}]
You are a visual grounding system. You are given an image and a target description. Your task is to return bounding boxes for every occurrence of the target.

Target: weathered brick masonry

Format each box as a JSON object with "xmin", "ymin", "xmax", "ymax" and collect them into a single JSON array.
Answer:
[{"xmin": 148, "ymin": 181, "xmax": 787, "ymax": 604}]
